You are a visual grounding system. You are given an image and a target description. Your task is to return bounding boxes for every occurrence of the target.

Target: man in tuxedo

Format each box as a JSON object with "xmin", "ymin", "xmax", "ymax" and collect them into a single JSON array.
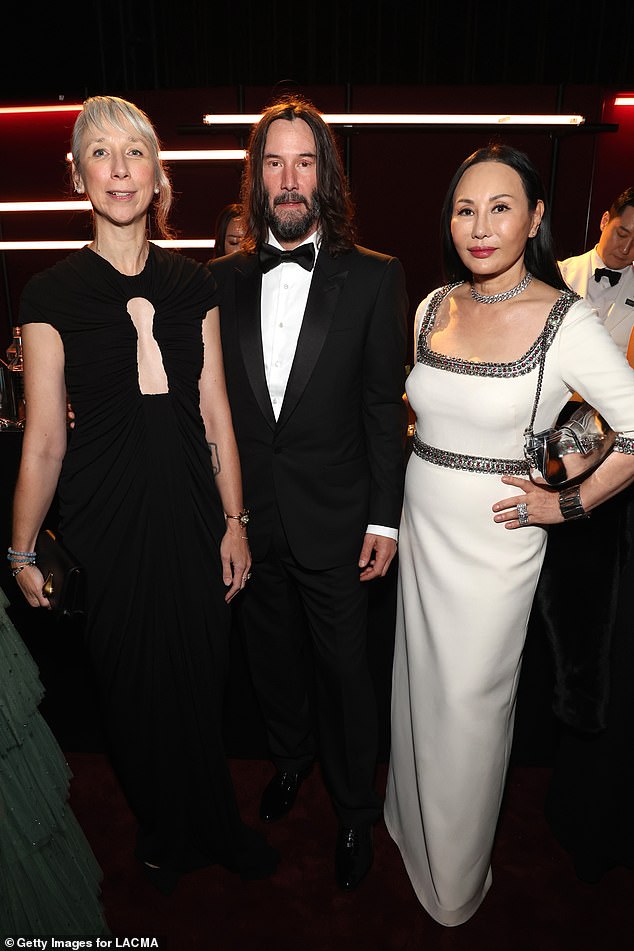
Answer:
[
  {"xmin": 209, "ymin": 96, "xmax": 408, "ymax": 890},
  {"xmin": 559, "ymin": 186, "xmax": 634, "ymax": 354},
  {"xmin": 540, "ymin": 187, "xmax": 634, "ymax": 884}
]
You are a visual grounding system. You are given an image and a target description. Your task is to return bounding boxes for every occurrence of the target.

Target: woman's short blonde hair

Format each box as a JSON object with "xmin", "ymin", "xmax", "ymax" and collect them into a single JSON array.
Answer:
[{"xmin": 71, "ymin": 95, "xmax": 173, "ymax": 239}]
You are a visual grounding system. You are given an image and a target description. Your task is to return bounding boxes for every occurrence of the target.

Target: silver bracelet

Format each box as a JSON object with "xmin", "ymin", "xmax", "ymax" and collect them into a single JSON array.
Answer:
[{"xmin": 558, "ymin": 485, "xmax": 589, "ymax": 521}]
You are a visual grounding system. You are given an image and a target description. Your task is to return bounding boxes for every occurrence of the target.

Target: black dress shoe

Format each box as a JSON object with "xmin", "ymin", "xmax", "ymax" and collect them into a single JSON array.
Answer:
[
  {"xmin": 259, "ymin": 770, "xmax": 305, "ymax": 822},
  {"xmin": 140, "ymin": 861, "xmax": 180, "ymax": 895},
  {"xmin": 335, "ymin": 825, "xmax": 373, "ymax": 890},
  {"xmin": 572, "ymin": 852, "xmax": 611, "ymax": 885}
]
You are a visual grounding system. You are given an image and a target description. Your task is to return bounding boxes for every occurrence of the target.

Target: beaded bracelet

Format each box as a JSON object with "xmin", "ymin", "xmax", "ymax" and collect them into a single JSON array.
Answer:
[{"xmin": 7, "ymin": 547, "xmax": 37, "ymax": 561}]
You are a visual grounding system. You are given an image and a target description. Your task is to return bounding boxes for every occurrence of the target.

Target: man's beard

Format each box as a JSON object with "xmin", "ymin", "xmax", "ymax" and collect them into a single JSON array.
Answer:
[{"xmin": 264, "ymin": 190, "xmax": 320, "ymax": 243}]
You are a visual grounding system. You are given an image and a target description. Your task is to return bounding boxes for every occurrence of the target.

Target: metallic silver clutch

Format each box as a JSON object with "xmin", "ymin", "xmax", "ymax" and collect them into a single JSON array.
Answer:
[
  {"xmin": 524, "ymin": 401, "xmax": 616, "ymax": 488},
  {"xmin": 523, "ymin": 328, "xmax": 616, "ymax": 489}
]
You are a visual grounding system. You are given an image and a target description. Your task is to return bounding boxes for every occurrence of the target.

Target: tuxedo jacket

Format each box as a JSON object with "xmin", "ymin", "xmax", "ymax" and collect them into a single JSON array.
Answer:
[
  {"xmin": 560, "ymin": 250, "xmax": 634, "ymax": 352},
  {"xmin": 210, "ymin": 244, "xmax": 409, "ymax": 570}
]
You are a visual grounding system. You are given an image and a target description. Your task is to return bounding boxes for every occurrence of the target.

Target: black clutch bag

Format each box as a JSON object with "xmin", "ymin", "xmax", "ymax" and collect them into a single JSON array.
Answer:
[{"xmin": 35, "ymin": 528, "xmax": 85, "ymax": 617}]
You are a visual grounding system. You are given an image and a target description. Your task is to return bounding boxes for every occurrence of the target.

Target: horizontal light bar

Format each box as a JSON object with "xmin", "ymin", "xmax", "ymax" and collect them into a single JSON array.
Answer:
[
  {"xmin": 0, "ymin": 104, "xmax": 83, "ymax": 115},
  {"xmin": 0, "ymin": 201, "xmax": 92, "ymax": 212},
  {"xmin": 0, "ymin": 239, "xmax": 216, "ymax": 251},
  {"xmin": 63, "ymin": 148, "xmax": 246, "ymax": 162},
  {"xmin": 154, "ymin": 239, "xmax": 215, "ymax": 249},
  {"xmin": 203, "ymin": 112, "xmax": 586, "ymax": 127},
  {"xmin": 0, "ymin": 241, "xmax": 89, "ymax": 250},
  {"xmin": 614, "ymin": 97, "xmax": 634, "ymax": 106},
  {"xmin": 160, "ymin": 149, "xmax": 246, "ymax": 160}
]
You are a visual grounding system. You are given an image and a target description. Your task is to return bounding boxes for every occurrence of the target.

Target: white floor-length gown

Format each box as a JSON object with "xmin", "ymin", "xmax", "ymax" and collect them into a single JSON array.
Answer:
[{"xmin": 384, "ymin": 284, "xmax": 634, "ymax": 927}]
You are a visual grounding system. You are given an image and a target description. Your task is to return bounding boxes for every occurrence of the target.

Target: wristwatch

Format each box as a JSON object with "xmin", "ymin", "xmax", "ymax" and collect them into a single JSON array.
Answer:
[{"xmin": 225, "ymin": 508, "xmax": 250, "ymax": 527}]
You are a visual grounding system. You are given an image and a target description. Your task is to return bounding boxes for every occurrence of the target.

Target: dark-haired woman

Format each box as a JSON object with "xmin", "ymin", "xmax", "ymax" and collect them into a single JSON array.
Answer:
[
  {"xmin": 384, "ymin": 145, "xmax": 634, "ymax": 926},
  {"xmin": 211, "ymin": 202, "xmax": 245, "ymax": 259}
]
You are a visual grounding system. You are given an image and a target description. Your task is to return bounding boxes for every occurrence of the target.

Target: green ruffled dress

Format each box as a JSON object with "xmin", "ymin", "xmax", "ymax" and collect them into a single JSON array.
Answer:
[{"xmin": 0, "ymin": 587, "xmax": 108, "ymax": 935}]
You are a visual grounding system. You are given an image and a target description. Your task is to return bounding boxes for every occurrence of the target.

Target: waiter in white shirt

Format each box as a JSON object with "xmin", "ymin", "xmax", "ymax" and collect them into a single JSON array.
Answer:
[
  {"xmin": 540, "ymin": 190, "xmax": 634, "ymax": 886},
  {"xmin": 559, "ymin": 186, "xmax": 634, "ymax": 357}
]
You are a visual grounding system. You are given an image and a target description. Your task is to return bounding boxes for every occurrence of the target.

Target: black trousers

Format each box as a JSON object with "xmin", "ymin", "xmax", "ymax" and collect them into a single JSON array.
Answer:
[{"xmin": 239, "ymin": 508, "xmax": 381, "ymax": 829}]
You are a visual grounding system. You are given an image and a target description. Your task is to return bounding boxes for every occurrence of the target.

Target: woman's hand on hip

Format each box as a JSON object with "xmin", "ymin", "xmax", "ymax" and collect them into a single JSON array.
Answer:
[{"xmin": 492, "ymin": 475, "xmax": 563, "ymax": 529}]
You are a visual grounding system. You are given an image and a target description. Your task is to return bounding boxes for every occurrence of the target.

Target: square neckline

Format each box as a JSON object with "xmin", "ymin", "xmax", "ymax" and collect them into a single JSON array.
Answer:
[{"xmin": 418, "ymin": 283, "xmax": 577, "ymax": 377}]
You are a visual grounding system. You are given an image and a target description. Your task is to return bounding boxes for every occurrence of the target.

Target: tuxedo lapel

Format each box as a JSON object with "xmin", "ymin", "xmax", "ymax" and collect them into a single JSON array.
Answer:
[
  {"xmin": 276, "ymin": 250, "xmax": 349, "ymax": 430},
  {"xmin": 578, "ymin": 256, "xmax": 591, "ymax": 298},
  {"xmin": 604, "ymin": 268, "xmax": 634, "ymax": 338},
  {"xmin": 573, "ymin": 254, "xmax": 591, "ymax": 298},
  {"xmin": 235, "ymin": 257, "xmax": 276, "ymax": 429}
]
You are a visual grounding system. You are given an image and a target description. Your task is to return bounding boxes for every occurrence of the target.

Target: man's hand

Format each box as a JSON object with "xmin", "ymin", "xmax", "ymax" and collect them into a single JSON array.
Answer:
[{"xmin": 358, "ymin": 533, "xmax": 397, "ymax": 581}]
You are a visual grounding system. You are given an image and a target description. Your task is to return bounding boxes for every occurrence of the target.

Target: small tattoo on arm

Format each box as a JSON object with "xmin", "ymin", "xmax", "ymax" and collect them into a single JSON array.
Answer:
[{"xmin": 207, "ymin": 442, "xmax": 221, "ymax": 476}]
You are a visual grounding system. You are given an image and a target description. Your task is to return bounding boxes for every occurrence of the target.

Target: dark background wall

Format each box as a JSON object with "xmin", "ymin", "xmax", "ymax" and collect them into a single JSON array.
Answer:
[
  {"xmin": 1, "ymin": 82, "xmax": 633, "ymax": 348},
  {"xmin": 4, "ymin": 1, "xmax": 634, "ymax": 94},
  {"xmin": 1, "ymin": 1, "xmax": 634, "ymax": 348},
  {"xmin": 1, "ymin": 2, "xmax": 632, "ymax": 759}
]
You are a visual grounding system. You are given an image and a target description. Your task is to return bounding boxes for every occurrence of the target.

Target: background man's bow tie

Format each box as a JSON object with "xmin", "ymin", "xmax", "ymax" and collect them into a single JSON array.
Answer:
[
  {"xmin": 259, "ymin": 242, "xmax": 316, "ymax": 273},
  {"xmin": 594, "ymin": 267, "xmax": 621, "ymax": 287}
]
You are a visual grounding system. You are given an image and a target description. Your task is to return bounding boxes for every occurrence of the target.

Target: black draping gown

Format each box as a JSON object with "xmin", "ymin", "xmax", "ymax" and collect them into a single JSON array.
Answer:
[{"xmin": 19, "ymin": 244, "xmax": 276, "ymax": 876}]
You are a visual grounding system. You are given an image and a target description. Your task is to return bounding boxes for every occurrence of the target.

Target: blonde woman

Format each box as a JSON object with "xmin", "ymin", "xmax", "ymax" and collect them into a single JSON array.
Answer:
[{"xmin": 10, "ymin": 96, "xmax": 277, "ymax": 893}]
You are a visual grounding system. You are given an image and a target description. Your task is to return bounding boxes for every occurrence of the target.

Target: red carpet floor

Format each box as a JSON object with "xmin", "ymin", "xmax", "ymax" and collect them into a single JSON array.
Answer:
[{"xmin": 67, "ymin": 754, "xmax": 632, "ymax": 951}]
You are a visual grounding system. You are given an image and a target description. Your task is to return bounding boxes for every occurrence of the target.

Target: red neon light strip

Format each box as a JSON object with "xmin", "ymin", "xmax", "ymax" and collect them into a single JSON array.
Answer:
[{"xmin": 0, "ymin": 104, "xmax": 84, "ymax": 115}]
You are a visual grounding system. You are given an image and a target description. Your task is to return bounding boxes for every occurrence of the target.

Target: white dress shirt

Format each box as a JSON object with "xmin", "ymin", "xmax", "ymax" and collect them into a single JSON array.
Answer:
[
  {"xmin": 261, "ymin": 231, "xmax": 319, "ymax": 419},
  {"xmin": 260, "ymin": 229, "xmax": 398, "ymax": 542}
]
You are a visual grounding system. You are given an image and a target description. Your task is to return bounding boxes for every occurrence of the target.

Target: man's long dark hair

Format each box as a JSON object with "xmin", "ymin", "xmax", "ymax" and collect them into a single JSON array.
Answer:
[
  {"xmin": 440, "ymin": 142, "xmax": 568, "ymax": 291},
  {"xmin": 240, "ymin": 96, "xmax": 356, "ymax": 255}
]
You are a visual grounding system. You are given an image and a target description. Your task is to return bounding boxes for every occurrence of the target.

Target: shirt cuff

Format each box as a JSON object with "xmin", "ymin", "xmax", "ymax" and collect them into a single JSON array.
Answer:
[{"xmin": 366, "ymin": 524, "xmax": 399, "ymax": 542}]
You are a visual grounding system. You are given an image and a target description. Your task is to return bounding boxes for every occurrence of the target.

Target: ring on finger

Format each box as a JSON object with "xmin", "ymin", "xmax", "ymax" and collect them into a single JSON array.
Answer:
[{"xmin": 517, "ymin": 501, "xmax": 529, "ymax": 527}]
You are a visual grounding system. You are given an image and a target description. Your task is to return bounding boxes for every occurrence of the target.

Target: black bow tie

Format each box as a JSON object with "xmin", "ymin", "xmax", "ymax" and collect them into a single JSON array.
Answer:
[
  {"xmin": 594, "ymin": 267, "xmax": 621, "ymax": 287},
  {"xmin": 259, "ymin": 242, "xmax": 315, "ymax": 273}
]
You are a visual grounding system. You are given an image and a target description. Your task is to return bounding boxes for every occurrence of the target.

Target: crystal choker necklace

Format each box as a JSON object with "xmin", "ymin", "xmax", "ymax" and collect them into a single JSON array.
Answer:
[{"xmin": 470, "ymin": 271, "xmax": 533, "ymax": 304}]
